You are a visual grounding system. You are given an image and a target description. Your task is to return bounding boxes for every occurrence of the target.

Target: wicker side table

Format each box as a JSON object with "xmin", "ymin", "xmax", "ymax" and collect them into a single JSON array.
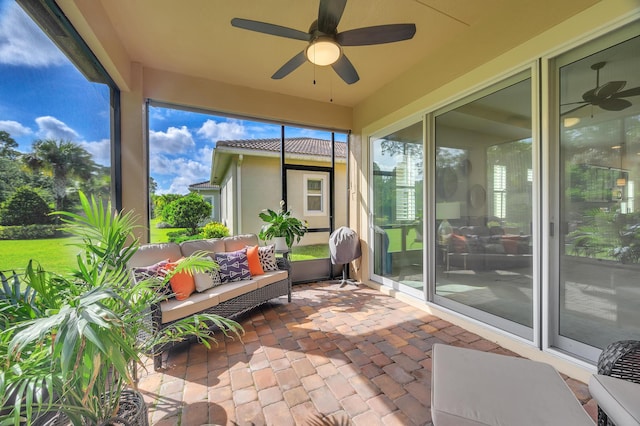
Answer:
[{"xmin": 596, "ymin": 340, "xmax": 640, "ymax": 426}]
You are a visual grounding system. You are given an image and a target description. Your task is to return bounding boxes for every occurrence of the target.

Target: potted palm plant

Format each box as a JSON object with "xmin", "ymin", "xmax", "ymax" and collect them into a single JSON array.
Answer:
[
  {"xmin": 258, "ymin": 200, "xmax": 308, "ymax": 251},
  {"xmin": 0, "ymin": 192, "xmax": 243, "ymax": 425}
]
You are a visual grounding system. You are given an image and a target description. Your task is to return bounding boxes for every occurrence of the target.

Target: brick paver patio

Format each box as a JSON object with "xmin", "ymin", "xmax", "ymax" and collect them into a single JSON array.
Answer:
[{"xmin": 137, "ymin": 281, "xmax": 598, "ymax": 425}]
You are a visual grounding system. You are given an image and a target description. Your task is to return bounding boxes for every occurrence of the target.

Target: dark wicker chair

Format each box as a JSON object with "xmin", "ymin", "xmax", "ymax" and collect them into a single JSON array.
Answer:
[{"xmin": 596, "ymin": 340, "xmax": 640, "ymax": 426}]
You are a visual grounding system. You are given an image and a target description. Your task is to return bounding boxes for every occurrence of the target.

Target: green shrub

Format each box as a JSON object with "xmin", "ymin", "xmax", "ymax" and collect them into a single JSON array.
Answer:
[
  {"xmin": 164, "ymin": 193, "xmax": 211, "ymax": 235},
  {"xmin": 0, "ymin": 224, "xmax": 61, "ymax": 240},
  {"xmin": 202, "ymin": 221, "xmax": 230, "ymax": 239},
  {"xmin": 169, "ymin": 233, "xmax": 206, "ymax": 244},
  {"xmin": 153, "ymin": 193, "xmax": 182, "ymax": 221},
  {"xmin": 0, "ymin": 187, "xmax": 52, "ymax": 226}
]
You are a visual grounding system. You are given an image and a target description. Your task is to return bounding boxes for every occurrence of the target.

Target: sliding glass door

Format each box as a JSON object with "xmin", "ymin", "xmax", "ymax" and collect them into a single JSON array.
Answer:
[
  {"xmin": 552, "ymin": 24, "xmax": 640, "ymax": 361},
  {"xmin": 371, "ymin": 121, "xmax": 424, "ymax": 296},
  {"xmin": 432, "ymin": 71, "xmax": 535, "ymax": 339}
]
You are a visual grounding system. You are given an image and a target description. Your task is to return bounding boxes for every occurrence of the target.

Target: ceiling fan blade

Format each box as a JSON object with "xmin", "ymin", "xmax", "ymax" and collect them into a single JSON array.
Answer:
[
  {"xmin": 318, "ymin": 0, "xmax": 346, "ymax": 34},
  {"xmin": 595, "ymin": 81, "xmax": 626, "ymax": 98},
  {"xmin": 231, "ymin": 18, "xmax": 310, "ymax": 41},
  {"xmin": 599, "ymin": 98, "xmax": 632, "ymax": 111},
  {"xmin": 561, "ymin": 103, "xmax": 589, "ymax": 116},
  {"xmin": 337, "ymin": 24, "xmax": 417, "ymax": 46},
  {"xmin": 612, "ymin": 86, "xmax": 640, "ymax": 98},
  {"xmin": 582, "ymin": 88, "xmax": 598, "ymax": 103},
  {"xmin": 332, "ymin": 54, "xmax": 359, "ymax": 84},
  {"xmin": 561, "ymin": 101, "xmax": 589, "ymax": 106},
  {"xmin": 272, "ymin": 51, "xmax": 307, "ymax": 79}
]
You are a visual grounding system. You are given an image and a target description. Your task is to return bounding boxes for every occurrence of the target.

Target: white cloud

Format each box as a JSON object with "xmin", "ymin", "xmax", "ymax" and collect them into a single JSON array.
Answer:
[
  {"xmin": 151, "ymin": 154, "xmax": 210, "ymax": 194},
  {"xmin": 198, "ymin": 145, "xmax": 213, "ymax": 161},
  {"xmin": 80, "ymin": 139, "xmax": 110, "ymax": 166},
  {"xmin": 0, "ymin": 2, "xmax": 66, "ymax": 67},
  {"xmin": 196, "ymin": 119, "xmax": 246, "ymax": 143},
  {"xmin": 0, "ymin": 119, "xmax": 32, "ymax": 137},
  {"xmin": 149, "ymin": 126, "xmax": 195, "ymax": 154},
  {"xmin": 35, "ymin": 116, "xmax": 80, "ymax": 140}
]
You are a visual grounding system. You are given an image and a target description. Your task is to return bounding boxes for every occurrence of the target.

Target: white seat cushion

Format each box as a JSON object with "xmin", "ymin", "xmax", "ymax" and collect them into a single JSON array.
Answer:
[
  {"xmin": 589, "ymin": 374, "xmax": 640, "ymax": 426},
  {"xmin": 161, "ymin": 280, "xmax": 257, "ymax": 323},
  {"xmin": 161, "ymin": 289, "xmax": 220, "ymax": 323},
  {"xmin": 254, "ymin": 270, "xmax": 288, "ymax": 288},
  {"xmin": 431, "ymin": 344, "xmax": 594, "ymax": 426}
]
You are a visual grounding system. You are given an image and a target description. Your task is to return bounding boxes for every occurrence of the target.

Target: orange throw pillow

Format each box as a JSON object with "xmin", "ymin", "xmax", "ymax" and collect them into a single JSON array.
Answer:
[
  {"xmin": 246, "ymin": 245, "xmax": 265, "ymax": 276},
  {"xmin": 165, "ymin": 258, "xmax": 196, "ymax": 300}
]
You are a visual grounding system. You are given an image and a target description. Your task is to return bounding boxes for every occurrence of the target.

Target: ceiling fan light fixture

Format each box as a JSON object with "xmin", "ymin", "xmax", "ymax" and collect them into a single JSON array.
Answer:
[
  {"xmin": 563, "ymin": 117, "xmax": 581, "ymax": 128},
  {"xmin": 306, "ymin": 37, "xmax": 341, "ymax": 66}
]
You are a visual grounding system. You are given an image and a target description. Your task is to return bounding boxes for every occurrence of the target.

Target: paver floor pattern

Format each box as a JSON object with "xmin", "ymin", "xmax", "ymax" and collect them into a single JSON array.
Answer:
[{"xmin": 137, "ymin": 281, "xmax": 598, "ymax": 425}]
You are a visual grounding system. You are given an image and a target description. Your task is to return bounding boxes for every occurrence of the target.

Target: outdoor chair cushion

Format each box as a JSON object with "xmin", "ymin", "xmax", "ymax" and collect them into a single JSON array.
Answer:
[
  {"xmin": 589, "ymin": 374, "xmax": 640, "ymax": 426},
  {"xmin": 431, "ymin": 344, "xmax": 594, "ymax": 426}
]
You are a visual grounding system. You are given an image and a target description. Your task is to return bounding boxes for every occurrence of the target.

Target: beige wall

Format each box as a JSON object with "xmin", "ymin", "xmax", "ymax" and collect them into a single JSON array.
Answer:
[
  {"xmin": 220, "ymin": 154, "xmax": 348, "ymax": 246},
  {"xmin": 237, "ymin": 156, "xmax": 282, "ymax": 237},
  {"xmin": 219, "ymin": 162, "xmax": 237, "ymax": 233}
]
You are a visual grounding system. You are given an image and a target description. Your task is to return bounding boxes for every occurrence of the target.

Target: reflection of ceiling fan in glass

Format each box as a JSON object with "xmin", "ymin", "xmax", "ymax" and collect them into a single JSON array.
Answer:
[{"xmin": 561, "ymin": 61, "xmax": 640, "ymax": 116}]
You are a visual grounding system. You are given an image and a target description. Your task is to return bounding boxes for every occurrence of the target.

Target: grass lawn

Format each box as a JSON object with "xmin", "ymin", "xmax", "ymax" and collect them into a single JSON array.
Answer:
[
  {"xmin": 0, "ymin": 237, "xmax": 79, "ymax": 274},
  {"xmin": 149, "ymin": 217, "xmax": 188, "ymax": 243},
  {"xmin": 0, "ymin": 222, "xmax": 422, "ymax": 274}
]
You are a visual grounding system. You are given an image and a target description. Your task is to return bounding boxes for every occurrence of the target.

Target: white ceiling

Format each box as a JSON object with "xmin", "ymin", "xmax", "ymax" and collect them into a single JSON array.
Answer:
[{"xmin": 84, "ymin": 0, "xmax": 600, "ymax": 108}]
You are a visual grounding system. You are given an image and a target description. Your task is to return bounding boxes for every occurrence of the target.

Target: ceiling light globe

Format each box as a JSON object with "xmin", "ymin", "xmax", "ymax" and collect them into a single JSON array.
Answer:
[
  {"xmin": 563, "ymin": 117, "xmax": 581, "ymax": 128},
  {"xmin": 306, "ymin": 38, "xmax": 341, "ymax": 66}
]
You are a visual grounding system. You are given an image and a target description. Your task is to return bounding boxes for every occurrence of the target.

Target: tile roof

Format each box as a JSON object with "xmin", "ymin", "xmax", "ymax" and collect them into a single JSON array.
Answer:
[
  {"xmin": 188, "ymin": 181, "xmax": 219, "ymax": 190},
  {"xmin": 215, "ymin": 137, "xmax": 347, "ymax": 158}
]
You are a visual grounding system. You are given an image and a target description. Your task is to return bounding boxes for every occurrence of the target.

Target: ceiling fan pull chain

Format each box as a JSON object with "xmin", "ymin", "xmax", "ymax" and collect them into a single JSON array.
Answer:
[{"xmin": 330, "ymin": 72, "xmax": 333, "ymax": 102}]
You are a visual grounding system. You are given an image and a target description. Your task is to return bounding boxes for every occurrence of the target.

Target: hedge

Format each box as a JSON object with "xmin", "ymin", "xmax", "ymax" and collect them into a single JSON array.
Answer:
[{"xmin": 0, "ymin": 225, "xmax": 62, "ymax": 240}]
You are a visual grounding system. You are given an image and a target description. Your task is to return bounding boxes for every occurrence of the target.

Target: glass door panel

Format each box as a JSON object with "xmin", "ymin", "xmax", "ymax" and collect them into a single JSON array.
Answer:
[
  {"xmin": 433, "ymin": 74, "xmax": 534, "ymax": 339},
  {"xmin": 371, "ymin": 121, "xmax": 424, "ymax": 294},
  {"xmin": 556, "ymin": 31, "xmax": 640, "ymax": 358}
]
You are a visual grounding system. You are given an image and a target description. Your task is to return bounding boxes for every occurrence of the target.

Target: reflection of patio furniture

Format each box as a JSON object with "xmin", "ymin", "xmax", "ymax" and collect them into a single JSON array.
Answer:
[
  {"xmin": 446, "ymin": 223, "xmax": 532, "ymax": 270},
  {"xmin": 329, "ymin": 226, "xmax": 362, "ymax": 287},
  {"xmin": 592, "ymin": 340, "xmax": 640, "ymax": 426},
  {"xmin": 431, "ymin": 343, "xmax": 595, "ymax": 425},
  {"xmin": 374, "ymin": 226, "xmax": 391, "ymax": 275}
]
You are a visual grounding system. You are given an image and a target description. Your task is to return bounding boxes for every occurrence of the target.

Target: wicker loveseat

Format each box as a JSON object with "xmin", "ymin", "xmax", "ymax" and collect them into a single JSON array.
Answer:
[{"xmin": 128, "ymin": 234, "xmax": 290, "ymax": 369}]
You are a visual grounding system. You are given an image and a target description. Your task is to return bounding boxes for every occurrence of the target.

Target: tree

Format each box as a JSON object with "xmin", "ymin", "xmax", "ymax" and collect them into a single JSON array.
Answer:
[
  {"xmin": 164, "ymin": 193, "xmax": 211, "ymax": 235},
  {"xmin": 149, "ymin": 177, "xmax": 158, "ymax": 218},
  {"xmin": 0, "ymin": 187, "xmax": 51, "ymax": 226},
  {"xmin": 0, "ymin": 130, "xmax": 19, "ymax": 159},
  {"xmin": 23, "ymin": 139, "xmax": 95, "ymax": 212},
  {"xmin": 154, "ymin": 193, "xmax": 182, "ymax": 221}
]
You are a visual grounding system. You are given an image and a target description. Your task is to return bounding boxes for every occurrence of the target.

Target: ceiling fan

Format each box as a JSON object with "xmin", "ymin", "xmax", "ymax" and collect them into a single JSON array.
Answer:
[
  {"xmin": 562, "ymin": 61, "xmax": 640, "ymax": 116},
  {"xmin": 231, "ymin": 0, "xmax": 416, "ymax": 85}
]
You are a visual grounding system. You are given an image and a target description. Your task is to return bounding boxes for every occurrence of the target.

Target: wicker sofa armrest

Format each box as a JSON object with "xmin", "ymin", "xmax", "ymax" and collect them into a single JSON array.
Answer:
[{"xmin": 596, "ymin": 340, "xmax": 640, "ymax": 426}]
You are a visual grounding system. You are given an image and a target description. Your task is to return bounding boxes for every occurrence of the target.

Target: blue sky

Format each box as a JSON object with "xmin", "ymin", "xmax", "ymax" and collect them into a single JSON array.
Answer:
[{"xmin": 0, "ymin": 0, "xmax": 346, "ymax": 194}]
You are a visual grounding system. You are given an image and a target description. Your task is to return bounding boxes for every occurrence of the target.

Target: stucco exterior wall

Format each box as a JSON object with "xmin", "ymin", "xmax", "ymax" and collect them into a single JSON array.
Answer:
[
  {"xmin": 220, "ymin": 154, "xmax": 349, "ymax": 246},
  {"xmin": 219, "ymin": 161, "xmax": 237, "ymax": 233}
]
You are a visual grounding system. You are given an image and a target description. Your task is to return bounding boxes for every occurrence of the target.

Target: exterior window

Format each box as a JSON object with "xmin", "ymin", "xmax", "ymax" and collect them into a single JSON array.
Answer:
[
  {"xmin": 304, "ymin": 175, "xmax": 325, "ymax": 215},
  {"xmin": 492, "ymin": 164, "xmax": 507, "ymax": 219}
]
